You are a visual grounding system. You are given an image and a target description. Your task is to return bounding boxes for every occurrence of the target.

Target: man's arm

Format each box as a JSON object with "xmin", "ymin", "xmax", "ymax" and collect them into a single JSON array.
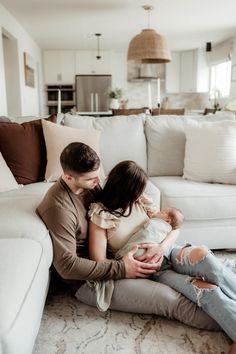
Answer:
[
  {"xmin": 39, "ymin": 206, "xmax": 159, "ymax": 281},
  {"xmin": 38, "ymin": 206, "xmax": 125, "ymax": 281}
]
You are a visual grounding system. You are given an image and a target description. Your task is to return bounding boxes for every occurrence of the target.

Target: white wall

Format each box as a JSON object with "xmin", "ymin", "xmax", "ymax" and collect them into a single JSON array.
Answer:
[
  {"xmin": 0, "ymin": 29, "xmax": 7, "ymax": 115},
  {"xmin": 0, "ymin": 3, "xmax": 43, "ymax": 117},
  {"xmin": 3, "ymin": 32, "xmax": 21, "ymax": 116},
  {"xmin": 230, "ymin": 37, "xmax": 236, "ymax": 99}
]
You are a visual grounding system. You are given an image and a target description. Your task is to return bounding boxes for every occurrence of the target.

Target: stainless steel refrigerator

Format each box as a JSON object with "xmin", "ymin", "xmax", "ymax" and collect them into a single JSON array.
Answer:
[{"xmin": 75, "ymin": 75, "xmax": 111, "ymax": 112}]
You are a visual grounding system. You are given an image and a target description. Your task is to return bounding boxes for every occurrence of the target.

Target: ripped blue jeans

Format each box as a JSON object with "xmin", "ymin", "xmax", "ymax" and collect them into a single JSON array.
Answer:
[{"xmin": 152, "ymin": 245, "xmax": 236, "ymax": 341}]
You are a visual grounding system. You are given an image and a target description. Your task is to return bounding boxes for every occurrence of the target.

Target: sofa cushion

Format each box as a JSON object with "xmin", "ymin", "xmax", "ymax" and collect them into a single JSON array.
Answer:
[
  {"xmin": 0, "ymin": 116, "xmax": 11, "ymax": 123},
  {"xmin": 94, "ymin": 115, "xmax": 147, "ymax": 174},
  {"xmin": 143, "ymin": 180, "xmax": 161, "ymax": 211},
  {"xmin": 177, "ymin": 218, "xmax": 236, "ymax": 249},
  {"xmin": 0, "ymin": 238, "xmax": 49, "ymax": 354},
  {"xmin": 11, "ymin": 113, "xmax": 64, "ymax": 125},
  {"xmin": 64, "ymin": 114, "xmax": 147, "ymax": 174},
  {"xmin": 64, "ymin": 114, "xmax": 94, "ymax": 129},
  {"xmin": 0, "ymin": 153, "xmax": 19, "ymax": 192},
  {"xmin": 188, "ymin": 112, "xmax": 235, "ymax": 122},
  {"xmin": 150, "ymin": 176, "xmax": 236, "ymax": 221},
  {"xmin": 42, "ymin": 119, "xmax": 104, "ymax": 182},
  {"xmin": 183, "ymin": 120, "xmax": 236, "ymax": 184},
  {"xmin": 0, "ymin": 182, "xmax": 53, "ymax": 266},
  {"xmin": 0, "ymin": 115, "xmax": 56, "ymax": 184},
  {"xmin": 209, "ymin": 111, "xmax": 235, "ymax": 120},
  {"xmin": 146, "ymin": 116, "xmax": 186, "ymax": 176}
]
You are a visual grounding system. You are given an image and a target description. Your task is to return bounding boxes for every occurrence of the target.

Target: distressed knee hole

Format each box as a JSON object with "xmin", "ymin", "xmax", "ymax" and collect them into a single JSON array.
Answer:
[
  {"xmin": 176, "ymin": 246, "xmax": 208, "ymax": 265},
  {"xmin": 191, "ymin": 278, "xmax": 217, "ymax": 306},
  {"xmin": 192, "ymin": 279, "xmax": 217, "ymax": 290},
  {"xmin": 188, "ymin": 247, "xmax": 208, "ymax": 264}
]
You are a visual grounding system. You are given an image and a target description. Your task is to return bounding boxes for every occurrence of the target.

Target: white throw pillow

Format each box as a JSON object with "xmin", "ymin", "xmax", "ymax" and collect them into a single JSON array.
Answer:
[
  {"xmin": 183, "ymin": 120, "xmax": 236, "ymax": 184},
  {"xmin": 0, "ymin": 153, "xmax": 19, "ymax": 192},
  {"xmin": 64, "ymin": 114, "xmax": 147, "ymax": 175},
  {"xmin": 42, "ymin": 120, "xmax": 104, "ymax": 182},
  {"xmin": 146, "ymin": 116, "xmax": 186, "ymax": 176},
  {"xmin": 93, "ymin": 115, "xmax": 147, "ymax": 174}
]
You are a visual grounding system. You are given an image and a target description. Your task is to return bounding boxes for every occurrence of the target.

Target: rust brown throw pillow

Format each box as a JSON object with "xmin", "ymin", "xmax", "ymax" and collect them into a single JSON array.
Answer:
[{"xmin": 0, "ymin": 115, "xmax": 57, "ymax": 184}]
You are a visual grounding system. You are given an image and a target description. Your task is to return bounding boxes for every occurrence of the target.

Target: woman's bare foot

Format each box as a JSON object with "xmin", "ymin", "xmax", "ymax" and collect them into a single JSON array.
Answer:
[{"xmin": 229, "ymin": 342, "xmax": 236, "ymax": 354}]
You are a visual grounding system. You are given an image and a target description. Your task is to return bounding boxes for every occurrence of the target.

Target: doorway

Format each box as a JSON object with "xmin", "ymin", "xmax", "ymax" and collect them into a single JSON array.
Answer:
[{"xmin": 2, "ymin": 29, "xmax": 21, "ymax": 116}]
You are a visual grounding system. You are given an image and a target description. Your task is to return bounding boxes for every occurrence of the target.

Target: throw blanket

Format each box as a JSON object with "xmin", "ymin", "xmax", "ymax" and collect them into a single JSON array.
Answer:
[{"xmin": 88, "ymin": 218, "xmax": 171, "ymax": 311}]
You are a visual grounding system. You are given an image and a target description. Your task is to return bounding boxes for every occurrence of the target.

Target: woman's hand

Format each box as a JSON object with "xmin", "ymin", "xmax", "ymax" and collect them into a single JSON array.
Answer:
[
  {"xmin": 123, "ymin": 245, "xmax": 163, "ymax": 278},
  {"xmin": 135, "ymin": 243, "xmax": 165, "ymax": 263}
]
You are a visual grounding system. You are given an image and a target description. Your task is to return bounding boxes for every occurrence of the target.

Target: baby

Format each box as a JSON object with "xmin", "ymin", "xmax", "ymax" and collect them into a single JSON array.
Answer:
[
  {"xmin": 115, "ymin": 207, "xmax": 184, "ymax": 264},
  {"xmin": 154, "ymin": 207, "xmax": 184, "ymax": 230}
]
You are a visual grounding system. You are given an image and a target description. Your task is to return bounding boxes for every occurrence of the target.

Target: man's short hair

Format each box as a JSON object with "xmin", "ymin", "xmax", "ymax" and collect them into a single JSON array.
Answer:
[{"xmin": 60, "ymin": 142, "xmax": 100, "ymax": 175}]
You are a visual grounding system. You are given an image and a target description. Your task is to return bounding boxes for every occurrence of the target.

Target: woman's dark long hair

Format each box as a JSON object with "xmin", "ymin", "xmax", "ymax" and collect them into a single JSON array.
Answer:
[{"xmin": 97, "ymin": 160, "xmax": 148, "ymax": 217}]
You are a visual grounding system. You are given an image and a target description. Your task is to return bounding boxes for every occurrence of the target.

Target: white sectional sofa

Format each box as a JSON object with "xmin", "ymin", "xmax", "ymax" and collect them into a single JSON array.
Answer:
[
  {"xmin": 0, "ymin": 112, "xmax": 236, "ymax": 354},
  {"xmin": 63, "ymin": 113, "xmax": 236, "ymax": 249},
  {"xmin": 0, "ymin": 182, "xmax": 53, "ymax": 354}
]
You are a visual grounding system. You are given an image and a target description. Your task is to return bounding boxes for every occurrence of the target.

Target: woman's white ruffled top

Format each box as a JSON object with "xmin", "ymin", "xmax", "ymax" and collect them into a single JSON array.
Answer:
[
  {"xmin": 88, "ymin": 195, "xmax": 157, "ymax": 252},
  {"xmin": 88, "ymin": 202, "xmax": 121, "ymax": 230}
]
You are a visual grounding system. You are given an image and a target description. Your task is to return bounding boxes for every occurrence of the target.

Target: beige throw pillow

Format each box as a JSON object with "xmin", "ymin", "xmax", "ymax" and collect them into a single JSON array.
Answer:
[
  {"xmin": 0, "ymin": 153, "xmax": 19, "ymax": 192},
  {"xmin": 183, "ymin": 120, "xmax": 236, "ymax": 184},
  {"xmin": 42, "ymin": 120, "xmax": 104, "ymax": 182}
]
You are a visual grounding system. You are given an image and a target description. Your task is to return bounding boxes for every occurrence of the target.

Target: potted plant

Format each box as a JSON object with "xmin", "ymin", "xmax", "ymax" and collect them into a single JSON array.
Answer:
[{"xmin": 108, "ymin": 88, "xmax": 122, "ymax": 109}]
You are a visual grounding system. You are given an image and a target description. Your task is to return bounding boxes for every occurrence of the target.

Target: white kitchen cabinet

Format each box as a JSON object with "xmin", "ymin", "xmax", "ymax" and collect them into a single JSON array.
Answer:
[
  {"xmin": 43, "ymin": 51, "xmax": 76, "ymax": 84},
  {"xmin": 165, "ymin": 52, "xmax": 181, "ymax": 92},
  {"xmin": 180, "ymin": 50, "xmax": 196, "ymax": 92},
  {"xmin": 195, "ymin": 49, "xmax": 210, "ymax": 92},
  {"xmin": 75, "ymin": 51, "xmax": 111, "ymax": 74},
  {"xmin": 166, "ymin": 49, "xmax": 209, "ymax": 93}
]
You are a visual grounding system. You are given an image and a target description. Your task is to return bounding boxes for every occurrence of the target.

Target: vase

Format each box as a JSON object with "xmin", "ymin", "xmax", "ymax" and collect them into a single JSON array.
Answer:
[{"xmin": 110, "ymin": 98, "xmax": 119, "ymax": 109}]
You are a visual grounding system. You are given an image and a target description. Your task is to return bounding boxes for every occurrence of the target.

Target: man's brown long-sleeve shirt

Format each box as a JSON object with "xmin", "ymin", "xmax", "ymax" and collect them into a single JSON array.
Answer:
[{"xmin": 37, "ymin": 178, "xmax": 125, "ymax": 281}]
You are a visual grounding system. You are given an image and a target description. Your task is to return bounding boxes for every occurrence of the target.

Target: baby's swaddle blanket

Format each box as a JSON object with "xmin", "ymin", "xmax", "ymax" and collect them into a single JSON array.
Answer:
[{"xmin": 88, "ymin": 218, "xmax": 171, "ymax": 311}]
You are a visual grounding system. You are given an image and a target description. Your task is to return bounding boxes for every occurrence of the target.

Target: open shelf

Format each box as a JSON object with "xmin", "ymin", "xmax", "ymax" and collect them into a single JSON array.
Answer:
[{"xmin": 45, "ymin": 84, "xmax": 75, "ymax": 114}]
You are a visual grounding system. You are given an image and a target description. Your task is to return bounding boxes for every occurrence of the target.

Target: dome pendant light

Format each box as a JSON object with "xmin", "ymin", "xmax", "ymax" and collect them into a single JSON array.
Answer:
[
  {"xmin": 95, "ymin": 33, "xmax": 102, "ymax": 60},
  {"xmin": 127, "ymin": 5, "xmax": 171, "ymax": 63}
]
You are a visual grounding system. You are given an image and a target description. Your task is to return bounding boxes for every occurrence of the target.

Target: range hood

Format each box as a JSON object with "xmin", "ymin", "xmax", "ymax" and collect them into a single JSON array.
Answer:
[
  {"xmin": 139, "ymin": 64, "xmax": 158, "ymax": 79},
  {"xmin": 128, "ymin": 63, "xmax": 165, "ymax": 82}
]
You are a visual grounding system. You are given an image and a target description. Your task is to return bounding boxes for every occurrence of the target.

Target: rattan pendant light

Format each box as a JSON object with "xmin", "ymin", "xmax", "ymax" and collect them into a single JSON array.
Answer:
[{"xmin": 127, "ymin": 5, "xmax": 171, "ymax": 63}]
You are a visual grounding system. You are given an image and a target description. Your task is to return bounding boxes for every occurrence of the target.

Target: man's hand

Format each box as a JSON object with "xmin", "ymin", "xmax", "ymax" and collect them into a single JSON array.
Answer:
[
  {"xmin": 135, "ymin": 243, "xmax": 165, "ymax": 263},
  {"xmin": 122, "ymin": 245, "xmax": 164, "ymax": 278}
]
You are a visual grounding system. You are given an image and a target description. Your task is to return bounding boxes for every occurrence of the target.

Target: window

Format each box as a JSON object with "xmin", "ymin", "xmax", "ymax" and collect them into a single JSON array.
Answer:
[{"xmin": 210, "ymin": 61, "xmax": 231, "ymax": 98}]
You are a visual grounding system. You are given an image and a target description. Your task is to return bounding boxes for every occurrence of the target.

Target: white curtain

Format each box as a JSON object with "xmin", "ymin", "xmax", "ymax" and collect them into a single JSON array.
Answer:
[{"xmin": 207, "ymin": 39, "xmax": 233, "ymax": 65}]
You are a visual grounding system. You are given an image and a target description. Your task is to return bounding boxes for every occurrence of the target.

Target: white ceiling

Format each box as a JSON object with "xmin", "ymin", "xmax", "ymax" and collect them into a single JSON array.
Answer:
[{"xmin": 2, "ymin": 0, "xmax": 236, "ymax": 52}]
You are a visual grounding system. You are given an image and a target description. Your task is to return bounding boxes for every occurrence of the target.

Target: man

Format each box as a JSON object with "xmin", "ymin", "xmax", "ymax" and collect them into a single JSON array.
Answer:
[{"xmin": 37, "ymin": 142, "xmax": 219, "ymax": 330}]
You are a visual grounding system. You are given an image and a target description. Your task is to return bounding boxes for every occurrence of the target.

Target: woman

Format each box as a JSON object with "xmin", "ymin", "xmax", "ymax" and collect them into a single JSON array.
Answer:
[{"xmin": 88, "ymin": 160, "xmax": 236, "ymax": 350}]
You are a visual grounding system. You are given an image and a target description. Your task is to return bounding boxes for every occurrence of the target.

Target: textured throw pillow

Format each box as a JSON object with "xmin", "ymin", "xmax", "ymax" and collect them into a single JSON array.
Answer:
[
  {"xmin": 42, "ymin": 119, "xmax": 104, "ymax": 182},
  {"xmin": 183, "ymin": 120, "xmax": 236, "ymax": 184},
  {"xmin": 145, "ymin": 116, "xmax": 186, "ymax": 176},
  {"xmin": 0, "ymin": 153, "xmax": 19, "ymax": 192},
  {"xmin": 64, "ymin": 114, "xmax": 147, "ymax": 175},
  {"xmin": 0, "ymin": 115, "xmax": 57, "ymax": 184}
]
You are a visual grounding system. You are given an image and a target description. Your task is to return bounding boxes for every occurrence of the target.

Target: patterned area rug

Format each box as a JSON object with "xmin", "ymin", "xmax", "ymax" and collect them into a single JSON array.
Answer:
[{"xmin": 33, "ymin": 251, "xmax": 236, "ymax": 354}]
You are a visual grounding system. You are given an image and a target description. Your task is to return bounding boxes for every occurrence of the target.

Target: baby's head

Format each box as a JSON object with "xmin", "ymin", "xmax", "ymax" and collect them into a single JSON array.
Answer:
[{"xmin": 156, "ymin": 208, "xmax": 184, "ymax": 229}]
